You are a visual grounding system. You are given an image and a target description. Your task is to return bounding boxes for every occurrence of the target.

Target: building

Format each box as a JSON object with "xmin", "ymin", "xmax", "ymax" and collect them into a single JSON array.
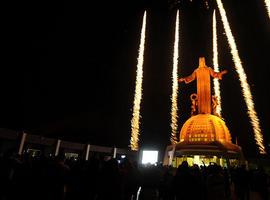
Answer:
[{"xmin": 163, "ymin": 57, "xmax": 244, "ymax": 167}]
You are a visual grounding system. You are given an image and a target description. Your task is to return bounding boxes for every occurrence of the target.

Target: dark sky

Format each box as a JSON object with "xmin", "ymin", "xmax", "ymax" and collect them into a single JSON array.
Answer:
[{"xmin": 1, "ymin": 0, "xmax": 270, "ymax": 157}]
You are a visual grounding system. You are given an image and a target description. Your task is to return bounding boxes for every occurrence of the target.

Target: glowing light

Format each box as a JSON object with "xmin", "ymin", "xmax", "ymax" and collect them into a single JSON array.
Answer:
[
  {"xmin": 193, "ymin": 155, "xmax": 200, "ymax": 165},
  {"xmin": 170, "ymin": 10, "xmax": 180, "ymax": 144},
  {"xmin": 212, "ymin": 10, "xmax": 222, "ymax": 117},
  {"xmin": 130, "ymin": 11, "xmax": 147, "ymax": 151},
  {"xmin": 216, "ymin": 0, "xmax": 266, "ymax": 154},
  {"xmin": 264, "ymin": 0, "xmax": 270, "ymax": 19},
  {"xmin": 141, "ymin": 150, "xmax": 158, "ymax": 164}
]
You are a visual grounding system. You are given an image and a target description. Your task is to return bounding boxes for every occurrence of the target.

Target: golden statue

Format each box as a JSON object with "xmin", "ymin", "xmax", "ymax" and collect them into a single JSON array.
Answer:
[{"xmin": 179, "ymin": 57, "xmax": 227, "ymax": 114}]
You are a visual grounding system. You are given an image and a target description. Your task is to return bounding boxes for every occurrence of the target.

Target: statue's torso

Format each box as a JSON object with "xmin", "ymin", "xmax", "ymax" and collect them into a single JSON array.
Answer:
[{"xmin": 195, "ymin": 67, "xmax": 211, "ymax": 114}]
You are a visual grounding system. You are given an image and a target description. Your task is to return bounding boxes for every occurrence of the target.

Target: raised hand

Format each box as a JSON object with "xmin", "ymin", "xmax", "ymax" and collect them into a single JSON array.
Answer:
[
  {"xmin": 218, "ymin": 70, "xmax": 228, "ymax": 79},
  {"xmin": 178, "ymin": 78, "xmax": 185, "ymax": 82},
  {"xmin": 221, "ymin": 70, "xmax": 228, "ymax": 75}
]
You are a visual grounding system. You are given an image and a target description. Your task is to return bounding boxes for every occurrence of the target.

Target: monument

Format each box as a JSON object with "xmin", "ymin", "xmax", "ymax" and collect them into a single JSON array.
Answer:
[{"xmin": 163, "ymin": 57, "xmax": 244, "ymax": 167}]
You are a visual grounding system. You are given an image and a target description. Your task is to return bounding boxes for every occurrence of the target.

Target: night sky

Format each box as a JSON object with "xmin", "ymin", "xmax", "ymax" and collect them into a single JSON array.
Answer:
[{"xmin": 1, "ymin": 0, "xmax": 269, "ymax": 157}]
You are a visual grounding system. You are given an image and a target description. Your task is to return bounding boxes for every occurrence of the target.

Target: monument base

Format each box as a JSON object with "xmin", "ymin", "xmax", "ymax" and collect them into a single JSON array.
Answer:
[{"xmin": 163, "ymin": 141, "xmax": 245, "ymax": 168}]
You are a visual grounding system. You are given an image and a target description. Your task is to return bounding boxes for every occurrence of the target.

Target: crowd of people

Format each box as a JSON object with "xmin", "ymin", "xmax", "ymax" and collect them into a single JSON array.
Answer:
[{"xmin": 0, "ymin": 150, "xmax": 269, "ymax": 200}]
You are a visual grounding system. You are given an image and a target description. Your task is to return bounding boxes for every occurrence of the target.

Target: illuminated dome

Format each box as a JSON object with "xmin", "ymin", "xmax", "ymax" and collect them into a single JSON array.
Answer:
[
  {"xmin": 163, "ymin": 114, "xmax": 243, "ymax": 166},
  {"xmin": 169, "ymin": 113, "xmax": 242, "ymax": 158},
  {"xmin": 179, "ymin": 114, "xmax": 232, "ymax": 144}
]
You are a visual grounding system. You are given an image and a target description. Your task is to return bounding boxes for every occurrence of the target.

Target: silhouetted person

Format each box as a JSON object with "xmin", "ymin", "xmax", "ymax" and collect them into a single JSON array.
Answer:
[
  {"xmin": 252, "ymin": 166, "xmax": 269, "ymax": 200},
  {"xmin": 45, "ymin": 153, "xmax": 70, "ymax": 200},
  {"xmin": 97, "ymin": 158, "xmax": 122, "ymax": 200},
  {"xmin": 158, "ymin": 166, "xmax": 174, "ymax": 200},
  {"xmin": 173, "ymin": 161, "xmax": 195, "ymax": 200},
  {"xmin": 206, "ymin": 164, "xmax": 226, "ymax": 200},
  {"xmin": 120, "ymin": 158, "xmax": 142, "ymax": 200},
  {"xmin": 232, "ymin": 165, "xmax": 250, "ymax": 200}
]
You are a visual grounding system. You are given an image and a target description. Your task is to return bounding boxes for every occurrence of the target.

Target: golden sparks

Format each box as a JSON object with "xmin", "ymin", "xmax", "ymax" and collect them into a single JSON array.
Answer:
[
  {"xmin": 130, "ymin": 11, "xmax": 147, "ymax": 151},
  {"xmin": 216, "ymin": 0, "xmax": 266, "ymax": 154},
  {"xmin": 212, "ymin": 10, "xmax": 222, "ymax": 117},
  {"xmin": 170, "ymin": 10, "xmax": 180, "ymax": 144},
  {"xmin": 264, "ymin": 0, "xmax": 270, "ymax": 19}
]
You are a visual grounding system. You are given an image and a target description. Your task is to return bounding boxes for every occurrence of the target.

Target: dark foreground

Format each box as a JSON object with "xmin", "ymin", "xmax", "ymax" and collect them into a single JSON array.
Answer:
[{"xmin": 0, "ymin": 153, "xmax": 269, "ymax": 200}]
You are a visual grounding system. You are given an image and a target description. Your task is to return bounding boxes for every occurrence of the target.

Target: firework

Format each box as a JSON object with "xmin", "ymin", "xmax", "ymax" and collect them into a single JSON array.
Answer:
[
  {"xmin": 170, "ymin": 10, "xmax": 180, "ymax": 144},
  {"xmin": 216, "ymin": 0, "xmax": 266, "ymax": 154},
  {"xmin": 130, "ymin": 11, "xmax": 147, "ymax": 151},
  {"xmin": 212, "ymin": 10, "xmax": 222, "ymax": 117}
]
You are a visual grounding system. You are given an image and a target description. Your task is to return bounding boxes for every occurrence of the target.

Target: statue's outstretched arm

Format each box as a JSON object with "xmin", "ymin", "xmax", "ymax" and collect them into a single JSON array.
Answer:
[
  {"xmin": 179, "ymin": 72, "xmax": 196, "ymax": 84},
  {"xmin": 209, "ymin": 68, "xmax": 228, "ymax": 80}
]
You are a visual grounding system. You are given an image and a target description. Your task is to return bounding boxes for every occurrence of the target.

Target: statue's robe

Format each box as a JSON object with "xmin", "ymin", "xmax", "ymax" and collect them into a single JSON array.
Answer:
[{"xmin": 182, "ymin": 66, "xmax": 222, "ymax": 114}]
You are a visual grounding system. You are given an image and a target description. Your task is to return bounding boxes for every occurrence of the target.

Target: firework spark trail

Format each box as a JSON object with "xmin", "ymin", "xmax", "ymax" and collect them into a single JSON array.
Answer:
[
  {"xmin": 170, "ymin": 10, "xmax": 180, "ymax": 144},
  {"xmin": 130, "ymin": 11, "xmax": 147, "ymax": 151},
  {"xmin": 212, "ymin": 10, "xmax": 222, "ymax": 117},
  {"xmin": 216, "ymin": 0, "xmax": 266, "ymax": 154},
  {"xmin": 264, "ymin": 0, "xmax": 270, "ymax": 19}
]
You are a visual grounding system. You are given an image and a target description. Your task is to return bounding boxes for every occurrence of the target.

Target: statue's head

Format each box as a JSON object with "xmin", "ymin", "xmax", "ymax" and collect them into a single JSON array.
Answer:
[{"xmin": 199, "ymin": 57, "xmax": 206, "ymax": 68}]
